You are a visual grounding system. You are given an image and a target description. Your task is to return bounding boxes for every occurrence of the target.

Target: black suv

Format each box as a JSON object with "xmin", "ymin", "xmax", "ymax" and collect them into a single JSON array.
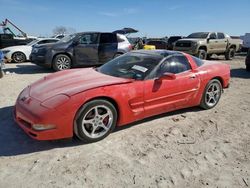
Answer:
[{"xmin": 30, "ymin": 32, "xmax": 120, "ymax": 71}]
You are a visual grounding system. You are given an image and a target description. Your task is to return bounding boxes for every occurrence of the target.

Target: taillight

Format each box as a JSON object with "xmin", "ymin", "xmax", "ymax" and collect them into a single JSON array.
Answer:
[{"xmin": 128, "ymin": 44, "xmax": 133, "ymax": 51}]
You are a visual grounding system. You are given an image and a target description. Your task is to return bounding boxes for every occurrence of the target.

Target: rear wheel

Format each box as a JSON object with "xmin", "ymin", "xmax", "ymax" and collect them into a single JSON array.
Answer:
[
  {"xmin": 225, "ymin": 48, "xmax": 235, "ymax": 60},
  {"xmin": 197, "ymin": 49, "xmax": 207, "ymax": 60},
  {"xmin": 200, "ymin": 79, "xmax": 222, "ymax": 109},
  {"xmin": 53, "ymin": 54, "xmax": 71, "ymax": 71},
  {"xmin": 74, "ymin": 99, "xmax": 117, "ymax": 142},
  {"xmin": 12, "ymin": 52, "xmax": 26, "ymax": 63}
]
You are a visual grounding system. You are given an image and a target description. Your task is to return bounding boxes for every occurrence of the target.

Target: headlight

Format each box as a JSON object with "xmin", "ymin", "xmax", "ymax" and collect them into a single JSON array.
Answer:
[
  {"xmin": 192, "ymin": 42, "xmax": 198, "ymax": 48},
  {"xmin": 2, "ymin": 50, "xmax": 10, "ymax": 54},
  {"xmin": 41, "ymin": 94, "xmax": 70, "ymax": 109}
]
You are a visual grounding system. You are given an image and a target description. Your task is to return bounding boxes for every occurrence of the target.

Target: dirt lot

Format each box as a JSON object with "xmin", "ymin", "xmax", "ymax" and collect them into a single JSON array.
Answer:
[{"xmin": 0, "ymin": 56, "xmax": 250, "ymax": 188}]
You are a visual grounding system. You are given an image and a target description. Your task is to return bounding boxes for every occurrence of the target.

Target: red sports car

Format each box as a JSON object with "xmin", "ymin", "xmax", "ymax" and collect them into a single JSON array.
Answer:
[{"xmin": 14, "ymin": 50, "xmax": 230, "ymax": 142}]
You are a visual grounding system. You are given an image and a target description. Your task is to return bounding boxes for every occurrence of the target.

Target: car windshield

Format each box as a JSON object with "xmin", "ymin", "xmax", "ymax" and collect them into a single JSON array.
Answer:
[
  {"xmin": 27, "ymin": 39, "xmax": 39, "ymax": 46},
  {"xmin": 187, "ymin": 32, "xmax": 209, "ymax": 39},
  {"xmin": 58, "ymin": 34, "xmax": 76, "ymax": 43},
  {"xmin": 98, "ymin": 52, "xmax": 162, "ymax": 80},
  {"xmin": 168, "ymin": 37, "xmax": 181, "ymax": 43}
]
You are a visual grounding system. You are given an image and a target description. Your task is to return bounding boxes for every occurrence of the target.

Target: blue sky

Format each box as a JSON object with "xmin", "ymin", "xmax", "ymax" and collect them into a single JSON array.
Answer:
[{"xmin": 0, "ymin": 0, "xmax": 249, "ymax": 37}]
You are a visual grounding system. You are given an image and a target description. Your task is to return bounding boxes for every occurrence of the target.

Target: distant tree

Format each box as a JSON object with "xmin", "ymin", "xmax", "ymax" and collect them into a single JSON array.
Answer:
[{"xmin": 52, "ymin": 26, "xmax": 76, "ymax": 35}]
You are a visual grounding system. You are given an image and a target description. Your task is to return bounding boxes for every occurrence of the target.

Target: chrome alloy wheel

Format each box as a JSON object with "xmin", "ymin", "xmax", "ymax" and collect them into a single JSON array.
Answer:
[
  {"xmin": 12, "ymin": 52, "xmax": 26, "ymax": 63},
  {"xmin": 81, "ymin": 105, "xmax": 113, "ymax": 139},
  {"xmin": 205, "ymin": 82, "xmax": 221, "ymax": 107},
  {"xmin": 56, "ymin": 56, "xmax": 70, "ymax": 70}
]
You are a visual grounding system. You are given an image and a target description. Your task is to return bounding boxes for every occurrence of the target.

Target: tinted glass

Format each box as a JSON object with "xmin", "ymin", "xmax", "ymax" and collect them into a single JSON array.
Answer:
[
  {"xmin": 218, "ymin": 33, "xmax": 225, "ymax": 39},
  {"xmin": 100, "ymin": 33, "xmax": 117, "ymax": 44},
  {"xmin": 168, "ymin": 37, "xmax": 182, "ymax": 43},
  {"xmin": 158, "ymin": 55, "xmax": 191, "ymax": 75},
  {"xmin": 187, "ymin": 32, "xmax": 209, "ymax": 39},
  {"xmin": 79, "ymin": 33, "xmax": 98, "ymax": 44},
  {"xmin": 59, "ymin": 34, "xmax": 76, "ymax": 43},
  {"xmin": 1, "ymin": 34, "xmax": 12, "ymax": 39},
  {"xmin": 209, "ymin": 33, "xmax": 217, "ymax": 39},
  {"xmin": 98, "ymin": 52, "xmax": 162, "ymax": 79}
]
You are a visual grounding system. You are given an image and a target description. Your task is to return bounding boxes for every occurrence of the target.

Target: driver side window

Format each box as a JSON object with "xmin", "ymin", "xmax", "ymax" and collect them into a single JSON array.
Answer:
[
  {"xmin": 209, "ymin": 33, "xmax": 217, "ymax": 39},
  {"xmin": 157, "ymin": 55, "xmax": 191, "ymax": 76},
  {"xmin": 79, "ymin": 33, "xmax": 98, "ymax": 44}
]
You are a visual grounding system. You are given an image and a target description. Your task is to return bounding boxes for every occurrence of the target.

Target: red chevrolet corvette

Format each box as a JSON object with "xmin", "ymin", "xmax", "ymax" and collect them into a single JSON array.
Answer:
[{"xmin": 14, "ymin": 50, "xmax": 230, "ymax": 142}]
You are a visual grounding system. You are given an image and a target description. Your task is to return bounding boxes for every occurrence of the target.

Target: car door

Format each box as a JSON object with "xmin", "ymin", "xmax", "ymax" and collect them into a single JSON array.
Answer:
[
  {"xmin": 73, "ymin": 33, "xmax": 99, "ymax": 65},
  {"xmin": 143, "ymin": 54, "xmax": 200, "ymax": 118},
  {"xmin": 207, "ymin": 32, "xmax": 218, "ymax": 53},
  {"xmin": 98, "ymin": 33, "xmax": 118, "ymax": 64},
  {"xmin": 217, "ymin": 32, "xmax": 228, "ymax": 52}
]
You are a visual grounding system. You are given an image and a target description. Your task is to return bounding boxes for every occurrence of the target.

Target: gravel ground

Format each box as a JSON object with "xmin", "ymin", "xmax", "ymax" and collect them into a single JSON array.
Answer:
[{"xmin": 0, "ymin": 56, "xmax": 250, "ymax": 188}]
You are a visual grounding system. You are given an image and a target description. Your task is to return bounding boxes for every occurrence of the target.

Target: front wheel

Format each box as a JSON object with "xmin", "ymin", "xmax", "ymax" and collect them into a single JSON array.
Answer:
[
  {"xmin": 197, "ymin": 49, "xmax": 207, "ymax": 60},
  {"xmin": 74, "ymin": 99, "xmax": 117, "ymax": 142},
  {"xmin": 200, "ymin": 79, "xmax": 222, "ymax": 109},
  {"xmin": 53, "ymin": 54, "xmax": 71, "ymax": 71},
  {"xmin": 12, "ymin": 52, "xmax": 26, "ymax": 63}
]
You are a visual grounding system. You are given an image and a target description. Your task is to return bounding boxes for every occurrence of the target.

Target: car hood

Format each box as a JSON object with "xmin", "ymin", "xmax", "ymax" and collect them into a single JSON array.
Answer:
[
  {"xmin": 2, "ymin": 45, "xmax": 31, "ymax": 52},
  {"xmin": 29, "ymin": 68, "xmax": 132, "ymax": 101}
]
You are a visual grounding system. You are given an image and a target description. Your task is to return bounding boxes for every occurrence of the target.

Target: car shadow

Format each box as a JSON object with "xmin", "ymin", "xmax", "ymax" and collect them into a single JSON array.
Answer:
[
  {"xmin": 0, "ymin": 105, "xmax": 202, "ymax": 157},
  {"xmin": 4, "ymin": 64, "xmax": 53, "ymax": 74},
  {"xmin": 230, "ymin": 68, "xmax": 250, "ymax": 79}
]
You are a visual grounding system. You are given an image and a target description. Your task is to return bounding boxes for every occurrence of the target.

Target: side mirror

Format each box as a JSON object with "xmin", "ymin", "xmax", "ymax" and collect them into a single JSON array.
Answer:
[
  {"xmin": 157, "ymin": 72, "xmax": 176, "ymax": 81},
  {"xmin": 72, "ymin": 40, "xmax": 79, "ymax": 46}
]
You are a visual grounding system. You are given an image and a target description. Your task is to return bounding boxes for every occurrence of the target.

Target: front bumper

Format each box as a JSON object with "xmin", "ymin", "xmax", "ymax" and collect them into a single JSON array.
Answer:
[
  {"xmin": 30, "ymin": 53, "xmax": 52, "ymax": 68},
  {"xmin": 14, "ymin": 89, "xmax": 73, "ymax": 140}
]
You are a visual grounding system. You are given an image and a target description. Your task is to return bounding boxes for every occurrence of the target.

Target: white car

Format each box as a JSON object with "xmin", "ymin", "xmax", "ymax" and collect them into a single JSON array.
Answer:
[{"xmin": 2, "ymin": 38, "xmax": 59, "ymax": 63}]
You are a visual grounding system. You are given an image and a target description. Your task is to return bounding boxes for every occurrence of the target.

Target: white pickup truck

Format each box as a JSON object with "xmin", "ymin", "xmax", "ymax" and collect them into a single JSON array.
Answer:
[{"xmin": 174, "ymin": 32, "xmax": 241, "ymax": 60}]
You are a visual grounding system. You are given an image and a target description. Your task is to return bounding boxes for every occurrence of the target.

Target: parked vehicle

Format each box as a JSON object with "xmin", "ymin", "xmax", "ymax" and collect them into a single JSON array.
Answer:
[
  {"xmin": 242, "ymin": 33, "xmax": 250, "ymax": 52},
  {"xmin": 0, "ymin": 50, "xmax": 4, "ymax": 78},
  {"xmin": 116, "ymin": 33, "xmax": 132, "ymax": 56},
  {"xmin": 246, "ymin": 48, "xmax": 250, "ymax": 71},
  {"xmin": 174, "ymin": 32, "xmax": 241, "ymax": 60},
  {"xmin": 15, "ymin": 50, "xmax": 230, "ymax": 142},
  {"xmin": 167, "ymin": 36, "xmax": 184, "ymax": 50},
  {"xmin": 30, "ymin": 32, "xmax": 132, "ymax": 71},
  {"xmin": 0, "ymin": 33, "xmax": 33, "ymax": 49},
  {"xmin": 146, "ymin": 40, "xmax": 168, "ymax": 49},
  {"xmin": 2, "ymin": 38, "xmax": 59, "ymax": 63}
]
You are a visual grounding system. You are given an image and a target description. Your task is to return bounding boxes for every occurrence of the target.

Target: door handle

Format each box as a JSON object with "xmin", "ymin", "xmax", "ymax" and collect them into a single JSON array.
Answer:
[{"xmin": 189, "ymin": 75, "xmax": 196, "ymax": 79}]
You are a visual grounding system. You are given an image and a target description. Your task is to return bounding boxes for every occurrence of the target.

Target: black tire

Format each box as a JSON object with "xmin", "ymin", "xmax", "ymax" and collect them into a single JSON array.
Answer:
[
  {"xmin": 74, "ymin": 99, "xmax": 117, "ymax": 143},
  {"xmin": 197, "ymin": 49, "xmax": 207, "ymax": 60},
  {"xmin": 12, "ymin": 52, "xmax": 26, "ymax": 63},
  {"xmin": 52, "ymin": 54, "xmax": 71, "ymax": 71},
  {"xmin": 200, "ymin": 79, "xmax": 222, "ymax": 110},
  {"xmin": 225, "ymin": 48, "xmax": 235, "ymax": 60},
  {"xmin": 246, "ymin": 65, "xmax": 250, "ymax": 72}
]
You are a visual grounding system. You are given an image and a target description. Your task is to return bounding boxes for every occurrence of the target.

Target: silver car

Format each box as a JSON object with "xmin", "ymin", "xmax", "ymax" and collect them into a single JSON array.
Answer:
[{"xmin": 116, "ymin": 34, "xmax": 132, "ymax": 57}]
